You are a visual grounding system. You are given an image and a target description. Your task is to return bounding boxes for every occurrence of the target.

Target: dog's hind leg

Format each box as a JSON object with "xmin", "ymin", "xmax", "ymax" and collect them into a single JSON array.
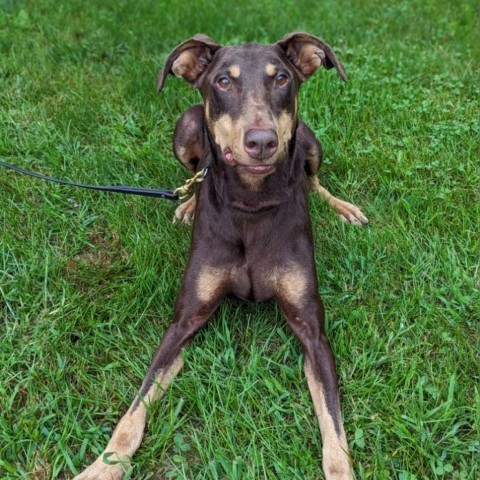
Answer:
[
  {"xmin": 73, "ymin": 356, "xmax": 184, "ymax": 480},
  {"xmin": 173, "ymin": 193, "xmax": 196, "ymax": 225},
  {"xmin": 173, "ymin": 104, "xmax": 204, "ymax": 173},
  {"xmin": 309, "ymin": 176, "xmax": 369, "ymax": 226},
  {"xmin": 276, "ymin": 267, "xmax": 353, "ymax": 480},
  {"xmin": 298, "ymin": 121, "xmax": 369, "ymax": 226},
  {"xmin": 74, "ymin": 266, "xmax": 226, "ymax": 480},
  {"xmin": 172, "ymin": 104, "xmax": 205, "ymax": 224}
]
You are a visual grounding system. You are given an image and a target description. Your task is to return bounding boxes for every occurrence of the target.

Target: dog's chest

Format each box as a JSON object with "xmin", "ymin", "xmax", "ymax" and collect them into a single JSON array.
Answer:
[{"xmin": 194, "ymin": 185, "xmax": 313, "ymax": 303}]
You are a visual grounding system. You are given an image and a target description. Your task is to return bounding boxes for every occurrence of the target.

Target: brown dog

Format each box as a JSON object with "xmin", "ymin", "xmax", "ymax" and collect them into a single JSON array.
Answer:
[{"xmin": 74, "ymin": 32, "xmax": 366, "ymax": 480}]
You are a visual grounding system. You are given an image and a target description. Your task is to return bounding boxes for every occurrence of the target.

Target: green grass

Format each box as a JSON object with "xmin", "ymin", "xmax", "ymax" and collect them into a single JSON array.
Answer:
[{"xmin": 0, "ymin": 0, "xmax": 478, "ymax": 479}]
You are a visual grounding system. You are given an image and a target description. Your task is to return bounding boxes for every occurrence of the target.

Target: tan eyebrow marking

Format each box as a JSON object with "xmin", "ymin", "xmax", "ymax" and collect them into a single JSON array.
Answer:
[
  {"xmin": 229, "ymin": 65, "xmax": 241, "ymax": 78},
  {"xmin": 265, "ymin": 63, "xmax": 276, "ymax": 76}
]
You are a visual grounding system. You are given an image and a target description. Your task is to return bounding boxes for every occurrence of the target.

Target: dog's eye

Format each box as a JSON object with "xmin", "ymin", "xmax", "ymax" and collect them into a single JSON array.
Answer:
[
  {"xmin": 275, "ymin": 73, "xmax": 288, "ymax": 87},
  {"xmin": 217, "ymin": 76, "xmax": 232, "ymax": 89}
]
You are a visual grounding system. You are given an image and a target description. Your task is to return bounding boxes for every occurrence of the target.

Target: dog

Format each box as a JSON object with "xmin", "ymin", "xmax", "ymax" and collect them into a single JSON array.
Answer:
[{"xmin": 74, "ymin": 32, "xmax": 368, "ymax": 480}]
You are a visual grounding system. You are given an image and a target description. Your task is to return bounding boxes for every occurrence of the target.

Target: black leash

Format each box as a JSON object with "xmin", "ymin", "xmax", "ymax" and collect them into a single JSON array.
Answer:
[{"xmin": 0, "ymin": 160, "xmax": 209, "ymax": 201}]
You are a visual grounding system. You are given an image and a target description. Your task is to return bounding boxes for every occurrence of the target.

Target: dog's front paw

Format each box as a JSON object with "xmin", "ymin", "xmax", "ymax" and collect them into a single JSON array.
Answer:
[
  {"xmin": 331, "ymin": 198, "xmax": 369, "ymax": 226},
  {"xmin": 74, "ymin": 452, "xmax": 130, "ymax": 480},
  {"xmin": 173, "ymin": 195, "xmax": 196, "ymax": 225}
]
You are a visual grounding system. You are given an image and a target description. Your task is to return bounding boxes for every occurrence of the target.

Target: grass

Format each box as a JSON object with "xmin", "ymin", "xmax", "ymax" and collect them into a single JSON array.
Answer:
[{"xmin": 0, "ymin": 0, "xmax": 478, "ymax": 478}]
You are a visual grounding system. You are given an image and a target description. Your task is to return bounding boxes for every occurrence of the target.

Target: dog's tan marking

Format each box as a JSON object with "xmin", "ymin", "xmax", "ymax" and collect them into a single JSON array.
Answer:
[
  {"xmin": 210, "ymin": 113, "xmax": 260, "ymax": 191},
  {"xmin": 171, "ymin": 48, "xmax": 213, "ymax": 83},
  {"xmin": 210, "ymin": 112, "xmax": 267, "ymax": 191},
  {"xmin": 174, "ymin": 194, "xmax": 197, "ymax": 225},
  {"xmin": 210, "ymin": 108, "xmax": 295, "ymax": 190},
  {"xmin": 196, "ymin": 265, "xmax": 228, "ymax": 303},
  {"xmin": 275, "ymin": 263, "xmax": 307, "ymax": 306},
  {"xmin": 205, "ymin": 100, "xmax": 211, "ymax": 121},
  {"xmin": 300, "ymin": 44, "xmax": 323, "ymax": 75},
  {"xmin": 210, "ymin": 113, "xmax": 237, "ymax": 151},
  {"xmin": 237, "ymin": 171, "xmax": 266, "ymax": 190},
  {"xmin": 74, "ymin": 355, "xmax": 184, "ymax": 480},
  {"xmin": 265, "ymin": 63, "xmax": 276, "ymax": 76},
  {"xmin": 288, "ymin": 42, "xmax": 324, "ymax": 77},
  {"xmin": 304, "ymin": 359, "xmax": 353, "ymax": 480},
  {"xmin": 176, "ymin": 145, "xmax": 188, "ymax": 162},
  {"xmin": 310, "ymin": 176, "xmax": 330, "ymax": 199},
  {"xmin": 309, "ymin": 177, "xmax": 369, "ymax": 225},
  {"xmin": 172, "ymin": 51, "xmax": 199, "ymax": 82},
  {"xmin": 229, "ymin": 65, "xmax": 241, "ymax": 78},
  {"xmin": 274, "ymin": 110, "xmax": 295, "ymax": 154}
]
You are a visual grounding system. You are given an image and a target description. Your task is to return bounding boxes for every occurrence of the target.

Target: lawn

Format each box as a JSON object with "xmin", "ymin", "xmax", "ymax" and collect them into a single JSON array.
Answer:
[{"xmin": 0, "ymin": 0, "xmax": 478, "ymax": 479}]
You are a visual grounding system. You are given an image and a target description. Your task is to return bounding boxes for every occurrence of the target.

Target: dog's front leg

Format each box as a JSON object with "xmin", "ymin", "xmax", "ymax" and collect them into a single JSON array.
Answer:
[
  {"xmin": 275, "ymin": 271, "xmax": 353, "ymax": 480},
  {"xmin": 74, "ymin": 272, "xmax": 225, "ymax": 480}
]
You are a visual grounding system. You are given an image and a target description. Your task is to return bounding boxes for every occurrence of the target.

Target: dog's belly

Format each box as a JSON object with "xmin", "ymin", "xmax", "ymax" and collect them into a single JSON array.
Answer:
[{"xmin": 228, "ymin": 264, "xmax": 276, "ymax": 303}]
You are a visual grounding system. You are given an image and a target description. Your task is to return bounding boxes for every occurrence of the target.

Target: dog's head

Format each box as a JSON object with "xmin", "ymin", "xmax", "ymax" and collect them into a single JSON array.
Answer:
[{"xmin": 158, "ymin": 33, "xmax": 346, "ymax": 184}]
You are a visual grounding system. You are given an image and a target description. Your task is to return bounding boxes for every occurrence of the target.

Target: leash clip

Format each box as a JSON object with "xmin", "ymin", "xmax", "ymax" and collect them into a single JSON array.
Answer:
[{"xmin": 173, "ymin": 165, "xmax": 210, "ymax": 199}]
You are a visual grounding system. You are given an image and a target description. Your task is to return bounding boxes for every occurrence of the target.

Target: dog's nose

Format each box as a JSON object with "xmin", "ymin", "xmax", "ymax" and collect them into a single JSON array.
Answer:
[{"xmin": 244, "ymin": 129, "xmax": 278, "ymax": 160}]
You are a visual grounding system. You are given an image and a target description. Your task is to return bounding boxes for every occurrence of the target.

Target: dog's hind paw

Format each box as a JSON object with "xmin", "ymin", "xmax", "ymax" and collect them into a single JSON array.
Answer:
[
  {"xmin": 331, "ymin": 198, "xmax": 369, "ymax": 226},
  {"xmin": 173, "ymin": 194, "xmax": 196, "ymax": 225}
]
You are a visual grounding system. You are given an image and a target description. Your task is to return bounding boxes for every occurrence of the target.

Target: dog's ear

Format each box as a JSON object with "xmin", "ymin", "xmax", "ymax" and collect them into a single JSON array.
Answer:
[
  {"xmin": 276, "ymin": 32, "xmax": 347, "ymax": 82},
  {"xmin": 157, "ymin": 35, "xmax": 222, "ymax": 92}
]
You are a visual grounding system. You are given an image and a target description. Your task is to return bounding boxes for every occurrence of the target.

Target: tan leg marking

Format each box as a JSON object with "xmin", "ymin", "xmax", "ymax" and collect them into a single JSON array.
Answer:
[
  {"xmin": 305, "ymin": 359, "xmax": 353, "ymax": 480},
  {"xmin": 196, "ymin": 265, "xmax": 228, "ymax": 303},
  {"xmin": 173, "ymin": 194, "xmax": 197, "ymax": 225},
  {"xmin": 274, "ymin": 263, "xmax": 307, "ymax": 307},
  {"xmin": 310, "ymin": 177, "xmax": 369, "ymax": 226},
  {"xmin": 74, "ymin": 355, "xmax": 184, "ymax": 480}
]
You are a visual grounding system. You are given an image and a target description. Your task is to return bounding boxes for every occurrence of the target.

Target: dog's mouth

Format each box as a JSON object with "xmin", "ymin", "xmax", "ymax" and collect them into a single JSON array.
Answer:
[
  {"xmin": 239, "ymin": 165, "xmax": 275, "ymax": 175},
  {"xmin": 223, "ymin": 148, "xmax": 276, "ymax": 176}
]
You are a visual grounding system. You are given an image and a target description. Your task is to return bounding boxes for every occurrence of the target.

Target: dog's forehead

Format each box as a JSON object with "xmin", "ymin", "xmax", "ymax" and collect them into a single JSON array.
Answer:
[{"xmin": 212, "ymin": 43, "xmax": 285, "ymax": 75}]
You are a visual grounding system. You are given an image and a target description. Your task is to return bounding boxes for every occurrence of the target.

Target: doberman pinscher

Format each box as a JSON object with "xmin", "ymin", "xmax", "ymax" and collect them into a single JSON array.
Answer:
[{"xmin": 74, "ymin": 32, "xmax": 368, "ymax": 480}]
